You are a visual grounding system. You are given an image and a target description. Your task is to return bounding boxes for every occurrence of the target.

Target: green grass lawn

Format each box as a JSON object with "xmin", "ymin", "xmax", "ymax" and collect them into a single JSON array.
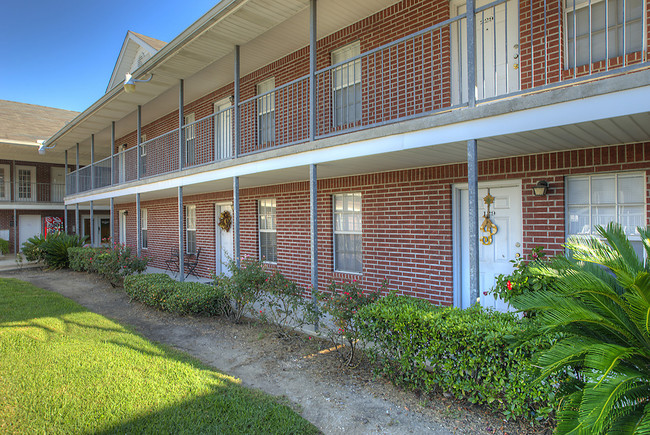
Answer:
[{"xmin": 0, "ymin": 278, "xmax": 319, "ymax": 434}]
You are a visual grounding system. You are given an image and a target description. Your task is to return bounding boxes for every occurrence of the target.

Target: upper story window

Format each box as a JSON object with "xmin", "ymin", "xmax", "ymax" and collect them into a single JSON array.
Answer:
[
  {"xmin": 258, "ymin": 198, "xmax": 277, "ymax": 263},
  {"xmin": 15, "ymin": 166, "xmax": 35, "ymax": 201},
  {"xmin": 333, "ymin": 192, "xmax": 362, "ymax": 273},
  {"xmin": 214, "ymin": 98, "xmax": 232, "ymax": 160},
  {"xmin": 331, "ymin": 41, "xmax": 361, "ymax": 128},
  {"xmin": 184, "ymin": 113, "xmax": 196, "ymax": 167},
  {"xmin": 257, "ymin": 78, "xmax": 275, "ymax": 146},
  {"xmin": 566, "ymin": 172, "xmax": 646, "ymax": 256},
  {"xmin": 0, "ymin": 164, "xmax": 10, "ymax": 201},
  {"xmin": 564, "ymin": 0, "xmax": 644, "ymax": 68},
  {"xmin": 186, "ymin": 204, "xmax": 196, "ymax": 254}
]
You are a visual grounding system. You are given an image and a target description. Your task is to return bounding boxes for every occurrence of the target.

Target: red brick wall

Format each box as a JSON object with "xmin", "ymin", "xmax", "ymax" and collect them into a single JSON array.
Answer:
[{"xmin": 111, "ymin": 142, "xmax": 650, "ymax": 305}]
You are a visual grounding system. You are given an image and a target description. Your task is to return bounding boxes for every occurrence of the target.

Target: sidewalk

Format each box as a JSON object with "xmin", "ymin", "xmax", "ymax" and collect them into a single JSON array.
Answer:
[{"xmin": 0, "ymin": 254, "xmax": 40, "ymax": 272}]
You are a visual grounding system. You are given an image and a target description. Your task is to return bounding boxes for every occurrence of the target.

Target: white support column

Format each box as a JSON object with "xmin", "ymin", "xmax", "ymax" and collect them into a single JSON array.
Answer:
[
  {"xmin": 234, "ymin": 46, "xmax": 240, "ymax": 159},
  {"xmin": 137, "ymin": 105, "xmax": 142, "ymax": 180},
  {"xmin": 178, "ymin": 186, "xmax": 184, "ymax": 282},
  {"xmin": 110, "ymin": 197, "xmax": 115, "ymax": 249},
  {"xmin": 13, "ymin": 209, "xmax": 17, "ymax": 254},
  {"xmin": 310, "ymin": 163, "xmax": 319, "ymax": 329},
  {"xmin": 136, "ymin": 193, "xmax": 141, "ymax": 257},
  {"xmin": 309, "ymin": 0, "xmax": 317, "ymax": 141},
  {"xmin": 467, "ymin": 139, "xmax": 479, "ymax": 305},
  {"xmin": 64, "ymin": 149, "xmax": 68, "ymax": 233},
  {"xmin": 90, "ymin": 134, "xmax": 95, "ymax": 190},
  {"xmin": 233, "ymin": 176, "xmax": 240, "ymax": 268},
  {"xmin": 75, "ymin": 143, "xmax": 80, "ymax": 195},
  {"xmin": 467, "ymin": 0, "xmax": 477, "ymax": 107},
  {"xmin": 110, "ymin": 121, "xmax": 115, "ymax": 186}
]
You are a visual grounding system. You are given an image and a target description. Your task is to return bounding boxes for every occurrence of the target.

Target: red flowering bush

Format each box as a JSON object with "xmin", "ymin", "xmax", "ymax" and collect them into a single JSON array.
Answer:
[{"xmin": 318, "ymin": 280, "xmax": 385, "ymax": 365}]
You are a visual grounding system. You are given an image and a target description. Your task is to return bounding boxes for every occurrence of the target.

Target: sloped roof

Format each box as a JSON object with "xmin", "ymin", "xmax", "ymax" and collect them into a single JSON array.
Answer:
[
  {"xmin": 106, "ymin": 31, "xmax": 167, "ymax": 92},
  {"xmin": 0, "ymin": 100, "xmax": 79, "ymax": 145}
]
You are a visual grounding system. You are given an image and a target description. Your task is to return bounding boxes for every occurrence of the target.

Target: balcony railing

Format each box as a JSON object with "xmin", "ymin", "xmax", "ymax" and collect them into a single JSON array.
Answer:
[
  {"xmin": 0, "ymin": 182, "xmax": 66, "ymax": 203},
  {"xmin": 66, "ymin": 0, "xmax": 649, "ymax": 196}
]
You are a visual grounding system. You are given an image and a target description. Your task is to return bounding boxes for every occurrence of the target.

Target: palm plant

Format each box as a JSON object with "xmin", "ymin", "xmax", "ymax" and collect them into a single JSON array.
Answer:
[{"xmin": 511, "ymin": 223, "xmax": 650, "ymax": 434}]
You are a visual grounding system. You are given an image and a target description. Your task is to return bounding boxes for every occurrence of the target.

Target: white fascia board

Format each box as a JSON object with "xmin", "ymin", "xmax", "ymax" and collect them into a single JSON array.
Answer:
[
  {"xmin": 66, "ymin": 84, "xmax": 650, "ymax": 205},
  {"xmin": 0, "ymin": 204, "xmax": 67, "ymax": 211}
]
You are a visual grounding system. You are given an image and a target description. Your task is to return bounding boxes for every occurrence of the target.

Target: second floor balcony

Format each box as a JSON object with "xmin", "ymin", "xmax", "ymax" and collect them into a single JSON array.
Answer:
[
  {"xmin": 62, "ymin": 0, "xmax": 650, "ymax": 197},
  {"xmin": 0, "ymin": 182, "xmax": 66, "ymax": 204}
]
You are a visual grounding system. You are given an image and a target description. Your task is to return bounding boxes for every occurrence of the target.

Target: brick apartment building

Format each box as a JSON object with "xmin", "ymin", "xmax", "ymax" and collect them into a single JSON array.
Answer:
[
  {"xmin": 0, "ymin": 100, "xmax": 91, "ymax": 253},
  {"xmin": 46, "ymin": 0, "xmax": 650, "ymax": 309}
]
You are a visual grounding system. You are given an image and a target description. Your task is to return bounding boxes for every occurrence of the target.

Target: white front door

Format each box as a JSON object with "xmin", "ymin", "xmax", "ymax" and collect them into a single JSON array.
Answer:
[
  {"xmin": 215, "ymin": 204, "xmax": 234, "ymax": 276},
  {"xmin": 119, "ymin": 210, "xmax": 127, "ymax": 245},
  {"xmin": 456, "ymin": 183, "xmax": 523, "ymax": 311},
  {"xmin": 51, "ymin": 167, "xmax": 65, "ymax": 202},
  {"xmin": 19, "ymin": 215, "xmax": 41, "ymax": 251},
  {"xmin": 214, "ymin": 99, "xmax": 232, "ymax": 161},
  {"xmin": 450, "ymin": 0, "xmax": 520, "ymax": 104}
]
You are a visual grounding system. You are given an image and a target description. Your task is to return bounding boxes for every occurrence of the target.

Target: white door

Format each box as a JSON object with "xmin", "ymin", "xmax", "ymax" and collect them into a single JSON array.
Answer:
[
  {"xmin": 457, "ymin": 184, "xmax": 522, "ymax": 311},
  {"xmin": 119, "ymin": 210, "xmax": 127, "ymax": 245},
  {"xmin": 15, "ymin": 166, "xmax": 36, "ymax": 201},
  {"xmin": 215, "ymin": 204, "xmax": 234, "ymax": 276},
  {"xmin": 51, "ymin": 167, "xmax": 65, "ymax": 202},
  {"xmin": 19, "ymin": 215, "xmax": 41, "ymax": 251},
  {"xmin": 214, "ymin": 99, "xmax": 232, "ymax": 161},
  {"xmin": 450, "ymin": 0, "xmax": 520, "ymax": 104}
]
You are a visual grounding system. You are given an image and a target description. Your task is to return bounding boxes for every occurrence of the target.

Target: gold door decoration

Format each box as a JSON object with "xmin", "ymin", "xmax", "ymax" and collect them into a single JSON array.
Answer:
[{"xmin": 480, "ymin": 190, "xmax": 498, "ymax": 245}]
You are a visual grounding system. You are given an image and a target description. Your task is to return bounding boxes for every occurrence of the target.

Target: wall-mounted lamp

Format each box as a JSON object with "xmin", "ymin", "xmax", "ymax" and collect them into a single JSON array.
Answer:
[
  {"xmin": 532, "ymin": 180, "xmax": 549, "ymax": 197},
  {"xmin": 37, "ymin": 139, "xmax": 56, "ymax": 155},
  {"xmin": 229, "ymin": 95, "xmax": 235, "ymax": 104},
  {"xmin": 124, "ymin": 73, "xmax": 154, "ymax": 93}
]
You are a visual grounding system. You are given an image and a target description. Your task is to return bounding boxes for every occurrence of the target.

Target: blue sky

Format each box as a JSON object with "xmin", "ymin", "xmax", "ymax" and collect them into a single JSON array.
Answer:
[{"xmin": 1, "ymin": 1, "xmax": 219, "ymax": 113}]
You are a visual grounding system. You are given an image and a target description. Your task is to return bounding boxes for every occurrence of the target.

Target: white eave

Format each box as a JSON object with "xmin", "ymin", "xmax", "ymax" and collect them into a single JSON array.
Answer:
[{"xmin": 45, "ymin": 0, "xmax": 399, "ymax": 155}]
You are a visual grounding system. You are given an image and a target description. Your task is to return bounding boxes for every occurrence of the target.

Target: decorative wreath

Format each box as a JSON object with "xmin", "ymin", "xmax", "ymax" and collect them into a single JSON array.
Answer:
[{"xmin": 218, "ymin": 210, "xmax": 232, "ymax": 232}]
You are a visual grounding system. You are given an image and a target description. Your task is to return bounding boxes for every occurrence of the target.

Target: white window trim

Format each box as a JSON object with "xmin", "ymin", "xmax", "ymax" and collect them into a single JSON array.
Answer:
[
  {"xmin": 257, "ymin": 78, "xmax": 276, "ymax": 145},
  {"xmin": 186, "ymin": 204, "xmax": 196, "ymax": 254},
  {"xmin": 0, "ymin": 164, "xmax": 10, "ymax": 201},
  {"xmin": 141, "ymin": 208, "xmax": 148, "ymax": 249},
  {"xmin": 562, "ymin": 0, "xmax": 646, "ymax": 69},
  {"xmin": 258, "ymin": 198, "xmax": 277, "ymax": 263},
  {"xmin": 214, "ymin": 97, "xmax": 233, "ymax": 160},
  {"xmin": 333, "ymin": 192, "xmax": 363, "ymax": 274},
  {"xmin": 140, "ymin": 134, "xmax": 147, "ymax": 156},
  {"xmin": 565, "ymin": 171, "xmax": 646, "ymax": 244},
  {"xmin": 331, "ymin": 41, "xmax": 362, "ymax": 127}
]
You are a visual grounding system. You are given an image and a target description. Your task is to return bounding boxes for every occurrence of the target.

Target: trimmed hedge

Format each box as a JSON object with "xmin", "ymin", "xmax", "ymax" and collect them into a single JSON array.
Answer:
[
  {"xmin": 68, "ymin": 246, "xmax": 148, "ymax": 286},
  {"xmin": 124, "ymin": 274, "xmax": 230, "ymax": 316},
  {"xmin": 356, "ymin": 294, "xmax": 558, "ymax": 423}
]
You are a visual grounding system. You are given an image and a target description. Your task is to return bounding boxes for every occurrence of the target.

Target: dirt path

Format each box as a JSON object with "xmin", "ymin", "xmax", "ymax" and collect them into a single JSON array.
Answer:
[{"xmin": 2, "ymin": 269, "xmax": 540, "ymax": 434}]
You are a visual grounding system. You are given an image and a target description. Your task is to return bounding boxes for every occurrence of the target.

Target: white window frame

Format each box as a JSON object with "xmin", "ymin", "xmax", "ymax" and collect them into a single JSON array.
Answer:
[
  {"xmin": 141, "ymin": 208, "xmax": 148, "ymax": 249},
  {"xmin": 0, "ymin": 164, "xmax": 10, "ymax": 201},
  {"xmin": 566, "ymin": 172, "xmax": 646, "ymax": 254},
  {"xmin": 331, "ymin": 41, "xmax": 362, "ymax": 128},
  {"xmin": 186, "ymin": 204, "xmax": 196, "ymax": 254},
  {"xmin": 15, "ymin": 165, "xmax": 36, "ymax": 201},
  {"xmin": 184, "ymin": 113, "xmax": 196, "ymax": 167},
  {"xmin": 257, "ymin": 78, "xmax": 275, "ymax": 146},
  {"xmin": 119, "ymin": 210, "xmax": 127, "ymax": 245},
  {"xmin": 333, "ymin": 192, "xmax": 363, "ymax": 274},
  {"xmin": 563, "ymin": 0, "xmax": 645, "ymax": 69},
  {"xmin": 214, "ymin": 98, "xmax": 232, "ymax": 160},
  {"xmin": 258, "ymin": 198, "xmax": 277, "ymax": 263},
  {"xmin": 140, "ymin": 134, "xmax": 147, "ymax": 156}
]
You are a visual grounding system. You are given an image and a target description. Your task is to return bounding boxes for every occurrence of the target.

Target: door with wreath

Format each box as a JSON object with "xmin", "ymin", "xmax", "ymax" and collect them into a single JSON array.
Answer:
[{"xmin": 215, "ymin": 203, "xmax": 234, "ymax": 276}]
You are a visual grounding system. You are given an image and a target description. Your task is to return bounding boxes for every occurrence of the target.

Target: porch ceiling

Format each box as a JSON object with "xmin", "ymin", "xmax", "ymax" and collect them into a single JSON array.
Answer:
[{"xmin": 47, "ymin": 0, "xmax": 399, "ymax": 163}]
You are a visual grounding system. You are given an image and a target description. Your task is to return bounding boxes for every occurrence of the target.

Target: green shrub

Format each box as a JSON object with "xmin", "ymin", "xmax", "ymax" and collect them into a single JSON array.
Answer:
[
  {"xmin": 21, "ymin": 234, "xmax": 47, "ymax": 262},
  {"xmin": 124, "ymin": 273, "xmax": 230, "ymax": 316},
  {"xmin": 216, "ymin": 256, "xmax": 270, "ymax": 323},
  {"xmin": 0, "ymin": 238, "xmax": 9, "ymax": 255},
  {"xmin": 491, "ymin": 246, "xmax": 555, "ymax": 308},
  {"xmin": 511, "ymin": 223, "xmax": 650, "ymax": 433},
  {"xmin": 68, "ymin": 245, "xmax": 149, "ymax": 286},
  {"xmin": 318, "ymin": 280, "xmax": 383, "ymax": 365},
  {"xmin": 41, "ymin": 232, "xmax": 86, "ymax": 269},
  {"xmin": 356, "ymin": 294, "xmax": 558, "ymax": 423}
]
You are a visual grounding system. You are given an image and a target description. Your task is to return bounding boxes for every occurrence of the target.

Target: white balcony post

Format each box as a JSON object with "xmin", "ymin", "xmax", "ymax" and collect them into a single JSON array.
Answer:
[
  {"xmin": 179, "ymin": 79, "xmax": 184, "ymax": 171},
  {"xmin": 64, "ymin": 149, "xmax": 68, "ymax": 233},
  {"xmin": 75, "ymin": 143, "xmax": 79, "ymax": 195},
  {"xmin": 233, "ymin": 176, "xmax": 240, "ymax": 268},
  {"xmin": 234, "ymin": 46, "xmax": 240, "ymax": 159},
  {"xmin": 310, "ymin": 164, "xmax": 319, "ymax": 328},
  {"xmin": 467, "ymin": 0, "xmax": 477, "ymax": 107},
  {"xmin": 178, "ymin": 186, "xmax": 184, "ymax": 282},
  {"xmin": 309, "ymin": 0, "xmax": 317, "ymax": 141},
  {"xmin": 136, "ymin": 193, "xmax": 141, "ymax": 257},
  {"xmin": 90, "ymin": 200, "xmax": 94, "ymax": 246},
  {"xmin": 467, "ymin": 139, "xmax": 479, "ymax": 305},
  {"xmin": 90, "ymin": 134, "xmax": 95, "ymax": 190},
  {"xmin": 137, "ymin": 105, "xmax": 142, "ymax": 180},
  {"xmin": 110, "ymin": 121, "xmax": 115, "ymax": 186}
]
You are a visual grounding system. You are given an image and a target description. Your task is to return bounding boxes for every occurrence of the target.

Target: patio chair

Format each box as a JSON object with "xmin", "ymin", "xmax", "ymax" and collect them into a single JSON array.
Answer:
[
  {"xmin": 164, "ymin": 247, "xmax": 180, "ymax": 275},
  {"xmin": 184, "ymin": 247, "xmax": 201, "ymax": 278}
]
